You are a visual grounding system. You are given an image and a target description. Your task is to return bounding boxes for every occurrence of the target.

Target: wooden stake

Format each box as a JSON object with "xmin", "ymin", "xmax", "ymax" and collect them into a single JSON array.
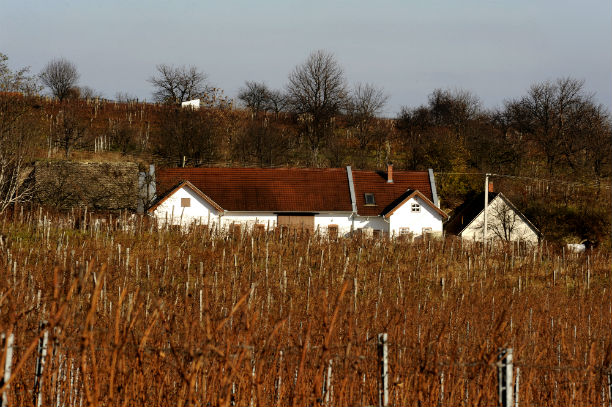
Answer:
[{"xmin": 378, "ymin": 333, "xmax": 389, "ymax": 407}]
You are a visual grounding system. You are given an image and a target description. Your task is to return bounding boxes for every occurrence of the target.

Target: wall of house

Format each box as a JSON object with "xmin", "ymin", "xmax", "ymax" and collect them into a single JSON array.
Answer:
[
  {"xmin": 351, "ymin": 217, "xmax": 389, "ymax": 234},
  {"xmin": 312, "ymin": 213, "xmax": 352, "ymax": 236},
  {"xmin": 223, "ymin": 212, "xmax": 278, "ymax": 230},
  {"xmin": 388, "ymin": 195, "xmax": 444, "ymax": 237},
  {"xmin": 152, "ymin": 188, "xmax": 445, "ymax": 239},
  {"xmin": 460, "ymin": 196, "xmax": 539, "ymax": 244},
  {"xmin": 152, "ymin": 186, "xmax": 220, "ymax": 226}
]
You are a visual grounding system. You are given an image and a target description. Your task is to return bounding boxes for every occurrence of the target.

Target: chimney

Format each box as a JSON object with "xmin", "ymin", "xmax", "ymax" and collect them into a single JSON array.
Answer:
[
  {"xmin": 387, "ymin": 162, "xmax": 393, "ymax": 183},
  {"xmin": 488, "ymin": 181, "xmax": 494, "ymax": 193}
]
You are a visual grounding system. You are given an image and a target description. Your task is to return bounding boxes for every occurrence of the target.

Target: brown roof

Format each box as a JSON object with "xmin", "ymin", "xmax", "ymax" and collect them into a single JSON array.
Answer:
[
  {"xmin": 154, "ymin": 167, "xmax": 435, "ymax": 215},
  {"xmin": 351, "ymin": 170, "xmax": 433, "ymax": 216},
  {"xmin": 155, "ymin": 167, "xmax": 352, "ymax": 212}
]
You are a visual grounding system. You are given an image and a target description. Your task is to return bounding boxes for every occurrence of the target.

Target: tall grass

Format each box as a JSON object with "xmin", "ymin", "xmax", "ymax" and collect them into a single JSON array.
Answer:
[{"xmin": 0, "ymin": 209, "xmax": 610, "ymax": 406}]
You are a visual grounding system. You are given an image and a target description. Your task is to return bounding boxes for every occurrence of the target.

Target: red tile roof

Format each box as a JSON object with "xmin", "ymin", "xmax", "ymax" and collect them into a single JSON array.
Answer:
[
  {"xmin": 155, "ymin": 167, "xmax": 352, "ymax": 212},
  {"xmin": 351, "ymin": 170, "xmax": 433, "ymax": 216},
  {"xmin": 154, "ymin": 167, "xmax": 434, "ymax": 215}
]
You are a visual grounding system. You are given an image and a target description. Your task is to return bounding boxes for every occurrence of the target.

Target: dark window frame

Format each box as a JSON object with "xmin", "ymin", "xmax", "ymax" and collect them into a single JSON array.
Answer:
[{"xmin": 364, "ymin": 193, "xmax": 376, "ymax": 206}]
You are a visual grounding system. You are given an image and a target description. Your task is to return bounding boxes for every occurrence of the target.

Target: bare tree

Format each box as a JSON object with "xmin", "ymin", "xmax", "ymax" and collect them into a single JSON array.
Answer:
[
  {"xmin": 286, "ymin": 50, "xmax": 348, "ymax": 164},
  {"xmin": 345, "ymin": 83, "xmax": 388, "ymax": 149},
  {"xmin": 505, "ymin": 77, "xmax": 606, "ymax": 175},
  {"xmin": 154, "ymin": 107, "xmax": 219, "ymax": 165},
  {"xmin": 0, "ymin": 52, "xmax": 41, "ymax": 94},
  {"xmin": 427, "ymin": 88, "xmax": 481, "ymax": 135},
  {"xmin": 0, "ymin": 94, "xmax": 42, "ymax": 212},
  {"xmin": 78, "ymin": 86, "xmax": 103, "ymax": 100},
  {"xmin": 472, "ymin": 194, "xmax": 535, "ymax": 242},
  {"xmin": 40, "ymin": 57, "xmax": 80, "ymax": 101},
  {"xmin": 238, "ymin": 81, "xmax": 287, "ymax": 116},
  {"xmin": 115, "ymin": 92, "xmax": 138, "ymax": 103},
  {"xmin": 53, "ymin": 107, "xmax": 90, "ymax": 158},
  {"xmin": 238, "ymin": 81, "xmax": 270, "ymax": 114},
  {"xmin": 148, "ymin": 64, "xmax": 209, "ymax": 104},
  {"xmin": 266, "ymin": 89, "xmax": 287, "ymax": 115},
  {"xmin": 0, "ymin": 54, "xmax": 43, "ymax": 211}
]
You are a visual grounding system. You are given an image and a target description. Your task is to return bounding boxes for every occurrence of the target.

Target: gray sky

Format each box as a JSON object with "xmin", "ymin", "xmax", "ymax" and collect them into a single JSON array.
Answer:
[{"xmin": 2, "ymin": 0, "xmax": 610, "ymax": 116}]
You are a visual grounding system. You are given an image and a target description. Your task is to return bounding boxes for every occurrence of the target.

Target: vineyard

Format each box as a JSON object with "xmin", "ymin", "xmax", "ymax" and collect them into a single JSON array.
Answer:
[{"xmin": 0, "ymin": 209, "xmax": 611, "ymax": 406}]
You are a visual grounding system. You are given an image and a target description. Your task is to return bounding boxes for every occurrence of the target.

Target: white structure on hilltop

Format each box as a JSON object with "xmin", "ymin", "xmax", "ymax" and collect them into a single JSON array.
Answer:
[{"xmin": 181, "ymin": 99, "xmax": 201, "ymax": 109}]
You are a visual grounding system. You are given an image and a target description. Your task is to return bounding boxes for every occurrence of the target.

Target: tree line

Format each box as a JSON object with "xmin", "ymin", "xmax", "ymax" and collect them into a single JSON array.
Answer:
[{"xmin": 0, "ymin": 50, "xmax": 610, "ymax": 243}]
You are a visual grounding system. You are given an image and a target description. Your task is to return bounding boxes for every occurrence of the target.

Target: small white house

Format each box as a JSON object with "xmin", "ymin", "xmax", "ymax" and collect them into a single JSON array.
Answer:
[
  {"xmin": 445, "ymin": 191, "xmax": 540, "ymax": 244},
  {"xmin": 148, "ymin": 165, "xmax": 448, "ymax": 237}
]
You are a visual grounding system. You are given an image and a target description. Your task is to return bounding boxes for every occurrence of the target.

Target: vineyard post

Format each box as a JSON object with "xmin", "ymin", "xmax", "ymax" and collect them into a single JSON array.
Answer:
[
  {"xmin": 323, "ymin": 359, "xmax": 332, "ymax": 406},
  {"xmin": 514, "ymin": 367, "xmax": 520, "ymax": 407},
  {"xmin": 483, "ymin": 173, "xmax": 489, "ymax": 251},
  {"xmin": 439, "ymin": 371, "xmax": 444, "ymax": 406},
  {"xmin": 497, "ymin": 348, "xmax": 513, "ymax": 407},
  {"xmin": 1, "ymin": 333, "xmax": 14, "ymax": 407},
  {"xmin": 378, "ymin": 333, "xmax": 389, "ymax": 407},
  {"xmin": 33, "ymin": 322, "xmax": 49, "ymax": 407},
  {"xmin": 607, "ymin": 370, "xmax": 611, "ymax": 407}
]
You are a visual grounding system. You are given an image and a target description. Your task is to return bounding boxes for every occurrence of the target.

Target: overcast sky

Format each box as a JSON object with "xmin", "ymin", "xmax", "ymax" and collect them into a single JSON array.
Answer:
[{"xmin": 1, "ymin": 0, "xmax": 610, "ymax": 116}]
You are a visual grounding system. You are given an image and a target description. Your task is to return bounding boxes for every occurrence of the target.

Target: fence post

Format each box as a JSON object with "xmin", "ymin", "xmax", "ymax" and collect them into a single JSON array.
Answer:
[
  {"xmin": 514, "ymin": 367, "xmax": 520, "ymax": 407},
  {"xmin": 33, "ymin": 322, "xmax": 49, "ymax": 407},
  {"xmin": 1, "ymin": 333, "xmax": 14, "ymax": 407},
  {"xmin": 607, "ymin": 370, "xmax": 611, "ymax": 407},
  {"xmin": 439, "ymin": 371, "xmax": 444, "ymax": 407},
  {"xmin": 378, "ymin": 333, "xmax": 389, "ymax": 407},
  {"xmin": 497, "ymin": 348, "xmax": 513, "ymax": 407},
  {"xmin": 323, "ymin": 359, "xmax": 332, "ymax": 406}
]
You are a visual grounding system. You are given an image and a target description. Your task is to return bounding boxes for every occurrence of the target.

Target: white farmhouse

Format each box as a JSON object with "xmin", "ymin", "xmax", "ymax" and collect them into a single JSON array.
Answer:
[
  {"xmin": 445, "ymin": 191, "xmax": 540, "ymax": 244},
  {"xmin": 148, "ymin": 165, "xmax": 448, "ymax": 237}
]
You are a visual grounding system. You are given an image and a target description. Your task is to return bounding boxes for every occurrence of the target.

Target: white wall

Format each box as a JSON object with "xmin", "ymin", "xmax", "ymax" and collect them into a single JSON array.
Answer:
[
  {"xmin": 388, "ymin": 195, "xmax": 444, "ymax": 237},
  {"xmin": 151, "ymin": 186, "xmax": 220, "ymax": 226},
  {"xmin": 151, "ymin": 187, "xmax": 444, "ymax": 239},
  {"xmin": 460, "ymin": 196, "xmax": 539, "ymax": 244},
  {"xmin": 351, "ymin": 216, "xmax": 389, "ymax": 234},
  {"xmin": 223, "ymin": 212, "xmax": 278, "ymax": 230},
  {"xmin": 314, "ymin": 213, "xmax": 353, "ymax": 236}
]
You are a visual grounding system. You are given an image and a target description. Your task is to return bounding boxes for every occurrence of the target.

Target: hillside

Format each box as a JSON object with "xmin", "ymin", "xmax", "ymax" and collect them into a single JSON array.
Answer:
[{"xmin": 0, "ymin": 87, "xmax": 610, "ymax": 244}]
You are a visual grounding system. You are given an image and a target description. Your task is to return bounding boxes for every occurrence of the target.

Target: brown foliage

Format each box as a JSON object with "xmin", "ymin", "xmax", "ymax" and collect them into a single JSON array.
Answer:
[{"xmin": 0, "ymin": 210, "xmax": 610, "ymax": 406}]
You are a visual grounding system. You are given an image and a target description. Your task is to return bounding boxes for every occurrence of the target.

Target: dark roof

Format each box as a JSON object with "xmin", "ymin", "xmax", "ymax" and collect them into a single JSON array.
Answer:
[
  {"xmin": 155, "ymin": 167, "xmax": 352, "ymax": 212},
  {"xmin": 445, "ymin": 192, "xmax": 498, "ymax": 235},
  {"xmin": 351, "ymin": 170, "xmax": 433, "ymax": 216},
  {"xmin": 154, "ymin": 167, "xmax": 435, "ymax": 214}
]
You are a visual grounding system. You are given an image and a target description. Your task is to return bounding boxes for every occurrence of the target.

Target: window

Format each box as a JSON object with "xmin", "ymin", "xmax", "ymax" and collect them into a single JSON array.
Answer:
[
  {"xmin": 328, "ymin": 224, "xmax": 338, "ymax": 240},
  {"xmin": 364, "ymin": 193, "xmax": 376, "ymax": 206},
  {"xmin": 422, "ymin": 227, "xmax": 432, "ymax": 235},
  {"xmin": 399, "ymin": 227, "xmax": 411, "ymax": 236},
  {"xmin": 181, "ymin": 197, "xmax": 191, "ymax": 207},
  {"xmin": 411, "ymin": 203, "xmax": 421, "ymax": 213}
]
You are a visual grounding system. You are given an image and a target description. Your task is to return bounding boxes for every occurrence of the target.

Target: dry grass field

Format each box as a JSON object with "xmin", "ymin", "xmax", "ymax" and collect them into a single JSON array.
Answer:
[{"xmin": 0, "ymin": 209, "xmax": 610, "ymax": 406}]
